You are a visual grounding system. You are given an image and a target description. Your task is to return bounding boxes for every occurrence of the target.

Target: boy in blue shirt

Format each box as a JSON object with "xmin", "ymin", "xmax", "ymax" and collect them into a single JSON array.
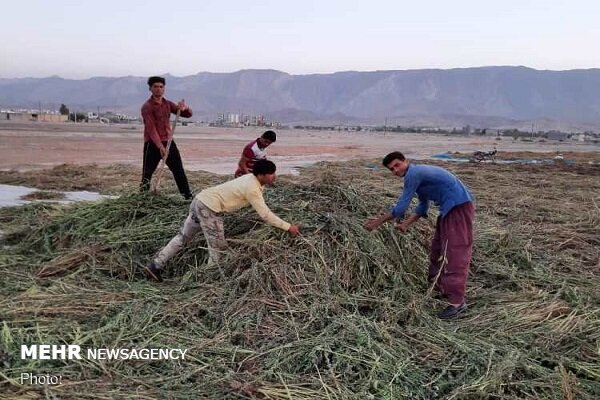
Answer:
[{"xmin": 364, "ymin": 152, "xmax": 475, "ymax": 319}]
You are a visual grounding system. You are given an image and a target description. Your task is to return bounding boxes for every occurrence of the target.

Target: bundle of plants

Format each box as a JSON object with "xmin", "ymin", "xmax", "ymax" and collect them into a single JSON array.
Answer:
[{"xmin": 1, "ymin": 163, "xmax": 598, "ymax": 399}]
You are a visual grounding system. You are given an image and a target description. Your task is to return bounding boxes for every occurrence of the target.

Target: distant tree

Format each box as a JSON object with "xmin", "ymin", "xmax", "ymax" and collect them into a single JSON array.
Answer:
[{"xmin": 59, "ymin": 104, "xmax": 69, "ymax": 115}]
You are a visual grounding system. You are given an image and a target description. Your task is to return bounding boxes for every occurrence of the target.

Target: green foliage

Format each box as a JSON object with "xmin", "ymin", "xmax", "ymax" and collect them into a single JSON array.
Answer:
[
  {"xmin": 0, "ymin": 163, "xmax": 598, "ymax": 399},
  {"xmin": 59, "ymin": 104, "xmax": 69, "ymax": 115}
]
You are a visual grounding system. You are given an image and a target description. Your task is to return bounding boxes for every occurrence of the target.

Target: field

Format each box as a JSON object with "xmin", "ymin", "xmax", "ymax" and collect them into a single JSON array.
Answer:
[
  {"xmin": 0, "ymin": 145, "xmax": 599, "ymax": 399},
  {"xmin": 0, "ymin": 154, "xmax": 600, "ymax": 399},
  {"xmin": 1, "ymin": 121, "xmax": 599, "ymax": 174}
]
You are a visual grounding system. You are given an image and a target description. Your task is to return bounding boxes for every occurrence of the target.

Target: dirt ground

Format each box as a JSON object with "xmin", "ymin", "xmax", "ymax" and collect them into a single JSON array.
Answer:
[{"xmin": 1, "ymin": 121, "xmax": 598, "ymax": 174}]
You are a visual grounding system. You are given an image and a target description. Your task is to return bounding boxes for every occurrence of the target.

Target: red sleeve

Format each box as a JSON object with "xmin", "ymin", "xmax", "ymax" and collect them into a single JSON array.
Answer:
[
  {"xmin": 141, "ymin": 104, "xmax": 163, "ymax": 149},
  {"xmin": 242, "ymin": 142, "xmax": 255, "ymax": 159},
  {"xmin": 167, "ymin": 100, "xmax": 193, "ymax": 118}
]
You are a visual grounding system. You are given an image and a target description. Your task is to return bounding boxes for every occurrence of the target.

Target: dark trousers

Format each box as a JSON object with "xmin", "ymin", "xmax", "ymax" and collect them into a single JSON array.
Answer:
[
  {"xmin": 428, "ymin": 202, "xmax": 475, "ymax": 305},
  {"xmin": 140, "ymin": 140, "xmax": 192, "ymax": 199}
]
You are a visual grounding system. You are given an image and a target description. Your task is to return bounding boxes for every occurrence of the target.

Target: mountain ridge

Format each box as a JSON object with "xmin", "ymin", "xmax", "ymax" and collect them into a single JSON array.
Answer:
[{"xmin": 2, "ymin": 66, "xmax": 600, "ymax": 127}]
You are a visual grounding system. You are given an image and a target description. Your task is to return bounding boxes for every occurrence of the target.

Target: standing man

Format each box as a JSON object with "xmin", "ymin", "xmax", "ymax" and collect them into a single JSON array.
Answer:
[
  {"xmin": 145, "ymin": 159, "xmax": 300, "ymax": 282},
  {"xmin": 235, "ymin": 130, "xmax": 277, "ymax": 177},
  {"xmin": 141, "ymin": 76, "xmax": 193, "ymax": 199},
  {"xmin": 364, "ymin": 152, "xmax": 475, "ymax": 319}
]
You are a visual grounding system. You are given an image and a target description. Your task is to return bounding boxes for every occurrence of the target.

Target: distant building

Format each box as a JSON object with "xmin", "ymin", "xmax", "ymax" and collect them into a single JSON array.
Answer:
[
  {"xmin": 227, "ymin": 113, "xmax": 240, "ymax": 124},
  {"xmin": 483, "ymin": 128, "xmax": 501, "ymax": 136},
  {"xmin": 212, "ymin": 112, "xmax": 271, "ymax": 127},
  {"xmin": 102, "ymin": 111, "xmax": 138, "ymax": 123},
  {"xmin": 0, "ymin": 110, "xmax": 67, "ymax": 122},
  {"xmin": 546, "ymin": 131, "xmax": 570, "ymax": 141}
]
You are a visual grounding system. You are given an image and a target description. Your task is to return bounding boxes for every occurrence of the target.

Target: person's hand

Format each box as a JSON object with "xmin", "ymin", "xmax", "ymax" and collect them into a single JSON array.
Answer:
[
  {"xmin": 288, "ymin": 224, "xmax": 300, "ymax": 237},
  {"xmin": 395, "ymin": 221, "xmax": 410, "ymax": 233},
  {"xmin": 160, "ymin": 146, "xmax": 167, "ymax": 159},
  {"xmin": 364, "ymin": 218, "xmax": 381, "ymax": 232},
  {"xmin": 177, "ymin": 100, "xmax": 188, "ymax": 112}
]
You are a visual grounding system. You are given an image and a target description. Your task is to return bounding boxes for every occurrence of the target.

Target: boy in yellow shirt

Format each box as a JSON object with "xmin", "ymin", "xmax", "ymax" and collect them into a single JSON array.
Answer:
[{"xmin": 145, "ymin": 160, "xmax": 300, "ymax": 282}]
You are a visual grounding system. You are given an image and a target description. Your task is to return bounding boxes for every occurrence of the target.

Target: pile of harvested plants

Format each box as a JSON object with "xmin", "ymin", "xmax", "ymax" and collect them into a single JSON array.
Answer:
[{"xmin": 1, "ymin": 160, "xmax": 598, "ymax": 399}]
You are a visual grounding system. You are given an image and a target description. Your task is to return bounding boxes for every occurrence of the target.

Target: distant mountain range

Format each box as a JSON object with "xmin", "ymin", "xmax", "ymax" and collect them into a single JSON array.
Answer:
[{"xmin": 1, "ymin": 66, "xmax": 600, "ymax": 130}]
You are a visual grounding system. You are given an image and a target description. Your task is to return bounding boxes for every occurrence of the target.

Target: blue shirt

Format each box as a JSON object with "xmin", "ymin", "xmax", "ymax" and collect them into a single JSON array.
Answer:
[{"xmin": 391, "ymin": 163, "xmax": 474, "ymax": 219}]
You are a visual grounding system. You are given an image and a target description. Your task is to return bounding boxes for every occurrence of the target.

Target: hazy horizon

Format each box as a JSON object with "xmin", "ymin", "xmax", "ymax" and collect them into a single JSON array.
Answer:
[
  {"xmin": 2, "ymin": 0, "xmax": 599, "ymax": 79},
  {"xmin": 4, "ymin": 65, "xmax": 600, "ymax": 81}
]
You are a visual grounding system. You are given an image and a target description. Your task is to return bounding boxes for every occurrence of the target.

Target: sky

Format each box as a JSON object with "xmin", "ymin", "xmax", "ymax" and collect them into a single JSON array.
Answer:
[{"xmin": 1, "ymin": 0, "xmax": 599, "ymax": 79}]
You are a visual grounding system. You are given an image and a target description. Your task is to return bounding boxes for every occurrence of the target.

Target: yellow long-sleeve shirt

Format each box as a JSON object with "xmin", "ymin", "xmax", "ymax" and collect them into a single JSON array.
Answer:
[{"xmin": 196, "ymin": 174, "xmax": 291, "ymax": 231}]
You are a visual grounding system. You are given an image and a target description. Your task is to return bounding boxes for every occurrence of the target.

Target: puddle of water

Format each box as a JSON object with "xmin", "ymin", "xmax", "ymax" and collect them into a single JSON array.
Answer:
[{"xmin": 0, "ymin": 184, "xmax": 117, "ymax": 208}]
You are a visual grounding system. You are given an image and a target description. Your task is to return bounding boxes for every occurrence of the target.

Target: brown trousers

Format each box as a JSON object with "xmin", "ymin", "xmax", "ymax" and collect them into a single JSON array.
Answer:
[{"xmin": 428, "ymin": 201, "xmax": 475, "ymax": 305}]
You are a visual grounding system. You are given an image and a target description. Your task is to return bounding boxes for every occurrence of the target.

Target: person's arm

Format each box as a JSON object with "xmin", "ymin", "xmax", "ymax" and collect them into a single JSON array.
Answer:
[
  {"xmin": 237, "ymin": 154, "xmax": 252, "ymax": 175},
  {"xmin": 246, "ymin": 188, "xmax": 293, "ymax": 232},
  {"xmin": 141, "ymin": 105, "xmax": 166, "ymax": 157},
  {"xmin": 395, "ymin": 175, "xmax": 429, "ymax": 233},
  {"xmin": 395, "ymin": 213, "xmax": 421, "ymax": 233},
  {"xmin": 169, "ymin": 100, "xmax": 192, "ymax": 118},
  {"xmin": 414, "ymin": 193, "xmax": 430, "ymax": 217},
  {"xmin": 390, "ymin": 176, "xmax": 419, "ymax": 220},
  {"xmin": 237, "ymin": 146, "xmax": 255, "ymax": 175},
  {"xmin": 364, "ymin": 173, "xmax": 420, "ymax": 231},
  {"xmin": 364, "ymin": 212, "xmax": 395, "ymax": 231}
]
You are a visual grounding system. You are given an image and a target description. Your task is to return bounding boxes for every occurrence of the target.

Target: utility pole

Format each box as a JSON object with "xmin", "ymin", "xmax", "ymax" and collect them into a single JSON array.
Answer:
[
  {"xmin": 531, "ymin": 123, "xmax": 534, "ymax": 139},
  {"xmin": 384, "ymin": 117, "xmax": 388, "ymax": 137}
]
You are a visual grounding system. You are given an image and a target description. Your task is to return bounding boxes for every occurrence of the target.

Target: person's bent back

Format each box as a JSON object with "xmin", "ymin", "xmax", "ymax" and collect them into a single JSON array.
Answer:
[
  {"xmin": 199, "ymin": 159, "xmax": 290, "ymax": 230},
  {"xmin": 145, "ymin": 159, "xmax": 299, "ymax": 282}
]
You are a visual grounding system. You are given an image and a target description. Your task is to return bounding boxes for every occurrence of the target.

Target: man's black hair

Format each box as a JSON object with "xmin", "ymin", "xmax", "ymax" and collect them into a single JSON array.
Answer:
[
  {"xmin": 382, "ymin": 151, "xmax": 406, "ymax": 167},
  {"xmin": 261, "ymin": 130, "xmax": 277, "ymax": 142},
  {"xmin": 148, "ymin": 76, "xmax": 166, "ymax": 87},
  {"xmin": 253, "ymin": 159, "xmax": 276, "ymax": 176}
]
